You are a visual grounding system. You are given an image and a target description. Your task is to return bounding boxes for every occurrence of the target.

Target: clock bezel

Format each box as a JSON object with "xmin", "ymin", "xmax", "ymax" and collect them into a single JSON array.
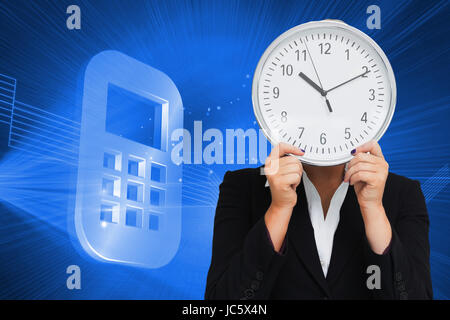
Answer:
[{"xmin": 252, "ymin": 20, "xmax": 396, "ymax": 166}]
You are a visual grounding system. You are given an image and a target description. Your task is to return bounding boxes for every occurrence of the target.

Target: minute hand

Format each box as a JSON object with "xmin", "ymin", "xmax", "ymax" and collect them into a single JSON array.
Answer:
[{"xmin": 325, "ymin": 70, "xmax": 370, "ymax": 94}]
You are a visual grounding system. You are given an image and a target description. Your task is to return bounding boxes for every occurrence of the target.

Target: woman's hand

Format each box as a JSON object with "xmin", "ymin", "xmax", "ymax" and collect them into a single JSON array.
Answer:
[
  {"xmin": 265, "ymin": 143, "xmax": 305, "ymax": 210},
  {"xmin": 264, "ymin": 143, "xmax": 304, "ymax": 252},
  {"xmin": 344, "ymin": 140, "xmax": 392, "ymax": 254},
  {"xmin": 344, "ymin": 140, "xmax": 388, "ymax": 209}
]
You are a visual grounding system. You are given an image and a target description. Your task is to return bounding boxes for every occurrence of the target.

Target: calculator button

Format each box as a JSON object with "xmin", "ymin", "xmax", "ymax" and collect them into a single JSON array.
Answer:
[
  {"xmin": 100, "ymin": 203, "xmax": 119, "ymax": 224},
  {"xmin": 103, "ymin": 151, "xmax": 122, "ymax": 171},
  {"xmin": 150, "ymin": 162, "xmax": 166, "ymax": 183},
  {"xmin": 126, "ymin": 182, "xmax": 143, "ymax": 202},
  {"xmin": 149, "ymin": 214, "xmax": 159, "ymax": 231},
  {"xmin": 125, "ymin": 208, "xmax": 143, "ymax": 228},
  {"xmin": 128, "ymin": 160, "xmax": 139, "ymax": 176},
  {"xmin": 102, "ymin": 178, "xmax": 115, "ymax": 196},
  {"xmin": 104, "ymin": 153, "xmax": 116, "ymax": 169},
  {"xmin": 128, "ymin": 156, "xmax": 145, "ymax": 177},
  {"xmin": 150, "ymin": 187, "xmax": 165, "ymax": 206}
]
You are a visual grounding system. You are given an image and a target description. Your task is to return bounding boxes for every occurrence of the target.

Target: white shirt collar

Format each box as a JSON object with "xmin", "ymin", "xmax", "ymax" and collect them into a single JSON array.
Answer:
[{"xmin": 264, "ymin": 165, "xmax": 349, "ymax": 277}]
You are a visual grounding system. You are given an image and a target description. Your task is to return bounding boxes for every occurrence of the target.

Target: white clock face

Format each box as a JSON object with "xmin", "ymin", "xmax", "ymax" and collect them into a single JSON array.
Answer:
[{"xmin": 252, "ymin": 20, "xmax": 396, "ymax": 166}]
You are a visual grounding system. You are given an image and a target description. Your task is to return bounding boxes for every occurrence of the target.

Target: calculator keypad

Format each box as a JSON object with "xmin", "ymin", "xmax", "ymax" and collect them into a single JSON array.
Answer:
[{"xmin": 101, "ymin": 150, "xmax": 164, "ymax": 231}]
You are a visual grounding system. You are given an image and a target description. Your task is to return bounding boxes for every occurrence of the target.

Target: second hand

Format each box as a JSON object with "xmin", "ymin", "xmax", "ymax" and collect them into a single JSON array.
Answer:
[{"xmin": 304, "ymin": 41, "xmax": 332, "ymax": 113}]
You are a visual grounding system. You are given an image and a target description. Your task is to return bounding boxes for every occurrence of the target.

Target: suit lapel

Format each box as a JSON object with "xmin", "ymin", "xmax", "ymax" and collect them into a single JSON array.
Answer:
[
  {"xmin": 325, "ymin": 185, "xmax": 364, "ymax": 285},
  {"xmin": 287, "ymin": 181, "xmax": 331, "ymax": 296},
  {"xmin": 255, "ymin": 169, "xmax": 364, "ymax": 294}
]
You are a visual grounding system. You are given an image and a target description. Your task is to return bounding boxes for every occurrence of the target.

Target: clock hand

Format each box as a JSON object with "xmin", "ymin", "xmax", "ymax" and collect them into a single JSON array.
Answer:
[
  {"xmin": 303, "ymin": 41, "xmax": 333, "ymax": 113},
  {"xmin": 299, "ymin": 72, "xmax": 333, "ymax": 112},
  {"xmin": 325, "ymin": 69, "xmax": 371, "ymax": 94},
  {"xmin": 325, "ymin": 98, "xmax": 333, "ymax": 113},
  {"xmin": 299, "ymin": 72, "xmax": 326, "ymax": 96},
  {"xmin": 304, "ymin": 41, "xmax": 324, "ymax": 90}
]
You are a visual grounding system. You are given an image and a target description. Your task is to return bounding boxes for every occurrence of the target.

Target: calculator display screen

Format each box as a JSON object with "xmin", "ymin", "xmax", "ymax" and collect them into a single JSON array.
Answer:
[{"xmin": 105, "ymin": 84, "xmax": 163, "ymax": 149}]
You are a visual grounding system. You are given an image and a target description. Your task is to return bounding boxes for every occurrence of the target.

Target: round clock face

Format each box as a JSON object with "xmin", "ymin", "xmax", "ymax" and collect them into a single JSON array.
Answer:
[{"xmin": 252, "ymin": 20, "xmax": 396, "ymax": 166}]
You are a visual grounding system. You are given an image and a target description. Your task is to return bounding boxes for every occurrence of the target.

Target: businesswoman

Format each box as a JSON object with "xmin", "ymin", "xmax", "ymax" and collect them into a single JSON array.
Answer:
[{"xmin": 205, "ymin": 140, "xmax": 432, "ymax": 299}]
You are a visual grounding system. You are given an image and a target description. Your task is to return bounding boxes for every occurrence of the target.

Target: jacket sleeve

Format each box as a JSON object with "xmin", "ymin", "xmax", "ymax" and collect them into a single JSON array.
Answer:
[
  {"xmin": 204, "ymin": 170, "xmax": 288, "ymax": 300},
  {"xmin": 366, "ymin": 179, "xmax": 433, "ymax": 300}
]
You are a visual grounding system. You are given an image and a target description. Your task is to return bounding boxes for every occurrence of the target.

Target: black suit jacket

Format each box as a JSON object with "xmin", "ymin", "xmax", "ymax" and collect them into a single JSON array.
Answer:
[{"xmin": 205, "ymin": 167, "xmax": 432, "ymax": 300}]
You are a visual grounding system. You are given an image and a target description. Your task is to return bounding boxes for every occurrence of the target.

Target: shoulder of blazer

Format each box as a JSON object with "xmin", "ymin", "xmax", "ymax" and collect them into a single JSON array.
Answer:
[
  {"xmin": 383, "ymin": 171, "xmax": 423, "ymax": 220},
  {"xmin": 385, "ymin": 171, "xmax": 420, "ymax": 197},
  {"xmin": 386, "ymin": 171, "xmax": 419, "ymax": 186},
  {"xmin": 220, "ymin": 166, "xmax": 269, "ymax": 215},
  {"xmin": 221, "ymin": 166, "xmax": 265, "ymax": 189}
]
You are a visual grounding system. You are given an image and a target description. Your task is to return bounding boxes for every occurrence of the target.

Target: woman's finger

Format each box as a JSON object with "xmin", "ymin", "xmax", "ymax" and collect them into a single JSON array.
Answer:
[
  {"xmin": 280, "ymin": 173, "xmax": 302, "ymax": 188},
  {"xmin": 351, "ymin": 140, "xmax": 384, "ymax": 159},
  {"xmin": 344, "ymin": 162, "xmax": 378, "ymax": 182},
  {"xmin": 349, "ymin": 171, "xmax": 378, "ymax": 186},
  {"xmin": 266, "ymin": 143, "xmax": 304, "ymax": 175},
  {"xmin": 270, "ymin": 142, "xmax": 305, "ymax": 160},
  {"xmin": 348, "ymin": 152, "xmax": 378, "ymax": 169},
  {"xmin": 278, "ymin": 163, "xmax": 303, "ymax": 176}
]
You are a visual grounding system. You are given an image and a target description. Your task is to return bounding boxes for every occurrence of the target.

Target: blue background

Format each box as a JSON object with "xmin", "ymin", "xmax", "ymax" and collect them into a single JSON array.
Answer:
[{"xmin": 0, "ymin": 0, "xmax": 449, "ymax": 299}]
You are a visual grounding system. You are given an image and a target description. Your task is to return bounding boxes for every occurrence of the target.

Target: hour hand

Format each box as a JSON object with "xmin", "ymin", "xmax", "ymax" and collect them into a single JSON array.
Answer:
[{"xmin": 299, "ymin": 72, "xmax": 326, "ymax": 96}]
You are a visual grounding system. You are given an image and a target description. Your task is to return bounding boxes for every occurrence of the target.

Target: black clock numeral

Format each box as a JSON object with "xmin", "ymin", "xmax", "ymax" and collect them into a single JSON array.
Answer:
[
  {"xmin": 319, "ymin": 42, "xmax": 331, "ymax": 55},
  {"xmin": 362, "ymin": 66, "xmax": 369, "ymax": 78},
  {"xmin": 361, "ymin": 112, "xmax": 368, "ymax": 123},
  {"xmin": 298, "ymin": 127, "xmax": 305, "ymax": 139},
  {"xmin": 320, "ymin": 132, "xmax": 327, "ymax": 145},
  {"xmin": 280, "ymin": 64, "xmax": 293, "ymax": 76},
  {"xmin": 345, "ymin": 49, "xmax": 350, "ymax": 60},
  {"xmin": 369, "ymin": 89, "xmax": 375, "ymax": 101},
  {"xmin": 273, "ymin": 87, "xmax": 279, "ymax": 99},
  {"xmin": 345, "ymin": 127, "xmax": 351, "ymax": 139},
  {"xmin": 281, "ymin": 111, "xmax": 287, "ymax": 123},
  {"xmin": 296, "ymin": 49, "xmax": 306, "ymax": 61}
]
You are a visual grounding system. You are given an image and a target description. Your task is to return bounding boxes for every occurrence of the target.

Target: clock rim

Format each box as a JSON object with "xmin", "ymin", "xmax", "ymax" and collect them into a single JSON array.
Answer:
[{"xmin": 252, "ymin": 20, "xmax": 397, "ymax": 166}]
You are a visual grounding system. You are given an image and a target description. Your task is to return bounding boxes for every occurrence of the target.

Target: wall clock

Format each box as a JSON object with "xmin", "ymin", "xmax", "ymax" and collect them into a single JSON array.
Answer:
[{"xmin": 252, "ymin": 20, "xmax": 396, "ymax": 166}]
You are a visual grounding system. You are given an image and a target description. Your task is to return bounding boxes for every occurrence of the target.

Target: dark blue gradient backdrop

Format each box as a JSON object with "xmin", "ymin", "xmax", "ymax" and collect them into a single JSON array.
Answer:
[{"xmin": 0, "ymin": 0, "xmax": 449, "ymax": 299}]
